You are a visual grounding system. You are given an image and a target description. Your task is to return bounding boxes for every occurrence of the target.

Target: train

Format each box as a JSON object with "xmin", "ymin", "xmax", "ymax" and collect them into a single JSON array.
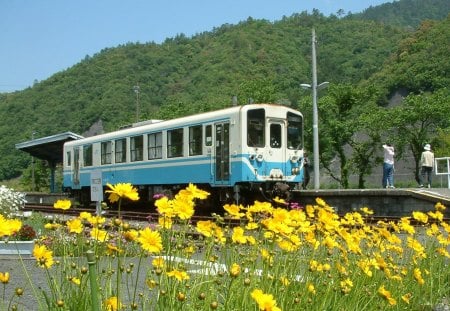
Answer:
[{"xmin": 62, "ymin": 104, "xmax": 306, "ymax": 211}]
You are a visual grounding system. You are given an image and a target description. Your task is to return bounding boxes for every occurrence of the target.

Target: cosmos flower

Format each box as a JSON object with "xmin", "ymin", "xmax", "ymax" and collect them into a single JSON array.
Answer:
[
  {"xmin": 104, "ymin": 296, "xmax": 122, "ymax": 311},
  {"xmin": 66, "ymin": 218, "xmax": 83, "ymax": 234},
  {"xmin": 167, "ymin": 269, "xmax": 190, "ymax": 281},
  {"xmin": 105, "ymin": 183, "xmax": 139, "ymax": 203},
  {"xmin": 0, "ymin": 272, "xmax": 10, "ymax": 284},
  {"xmin": 33, "ymin": 244, "xmax": 54, "ymax": 269},
  {"xmin": 250, "ymin": 289, "xmax": 281, "ymax": 311},
  {"xmin": 0, "ymin": 216, "xmax": 22, "ymax": 236},
  {"xmin": 137, "ymin": 227, "xmax": 163, "ymax": 253},
  {"xmin": 378, "ymin": 285, "xmax": 396, "ymax": 305},
  {"xmin": 53, "ymin": 199, "xmax": 72, "ymax": 210}
]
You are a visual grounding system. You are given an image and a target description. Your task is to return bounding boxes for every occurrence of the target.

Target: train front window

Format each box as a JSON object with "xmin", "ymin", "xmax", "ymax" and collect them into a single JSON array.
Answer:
[
  {"xmin": 101, "ymin": 141, "xmax": 112, "ymax": 164},
  {"xmin": 66, "ymin": 151, "xmax": 71, "ymax": 167},
  {"xmin": 83, "ymin": 144, "xmax": 93, "ymax": 167},
  {"xmin": 247, "ymin": 109, "xmax": 265, "ymax": 147},
  {"xmin": 130, "ymin": 136, "xmax": 143, "ymax": 162},
  {"xmin": 287, "ymin": 112, "xmax": 303, "ymax": 150},
  {"xmin": 115, "ymin": 138, "xmax": 127, "ymax": 163},
  {"xmin": 270, "ymin": 124, "xmax": 282, "ymax": 148}
]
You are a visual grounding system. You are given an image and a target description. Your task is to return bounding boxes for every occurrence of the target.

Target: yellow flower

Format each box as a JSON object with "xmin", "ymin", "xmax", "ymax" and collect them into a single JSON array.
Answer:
[
  {"xmin": 401, "ymin": 293, "xmax": 412, "ymax": 304},
  {"xmin": 137, "ymin": 227, "xmax": 163, "ymax": 253},
  {"xmin": 66, "ymin": 218, "xmax": 83, "ymax": 234},
  {"xmin": 307, "ymin": 282, "xmax": 316, "ymax": 295},
  {"xmin": 123, "ymin": 229, "xmax": 139, "ymax": 242},
  {"xmin": 172, "ymin": 195, "xmax": 195, "ymax": 220},
  {"xmin": 178, "ymin": 183, "xmax": 210, "ymax": 200},
  {"xmin": 152, "ymin": 257, "xmax": 165, "ymax": 268},
  {"xmin": 33, "ymin": 244, "xmax": 54, "ymax": 269},
  {"xmin": 105, "ymin": 296, "xmax": 122, "ymax": 311},
  {"xmin": 90, "ymin": 228, "xmax": 109, "ymax": 242},
  {"xmin": 0, "ymin": 272, "xmax": 10, "ymax": 284},
  {"xmin": 167, "ymin": 269, "xmax": 190, "ymax": 281},
  {"xmin": 105, "ymin": 183, "xmax": 139, "ymax": 203},
  {"xmin": 53, "ymin": 199, "xmax": 72, "ymax": 210},
  {"xmin": 378, "ymin": 285, "xmax": 397, "ymax": 305},
  {"xmin": 158, "ymin": 216, "xmax": 173, "ymax": 229},
  {"xmin": 223, "ymin": 203, "xmax": 245, "ymax": 219},
  {"xmin": 106, "ymin": 243, "xmax": 123, "ymax": 255},
  {"xmin": 360, "ymin": 207, "xmax": 373, "ymax": 215},
  {"xmin": 69, "ymin": 277, "xmax": 81, "ymax": 285},
  {"xmin": 412, "ymin": 211, "xmax": 428, "ymax": 223},
  {"xmin": 230, "ymin": 263, "xmax": 241, "ymax": 277},
  {"xmin": 250, "ymin": 289, "xmax": 281, "ymax": 311},
  {"xmin": 413, "ymin": 268, "xmax": 425, "ymax": 285},
  {"xmin": 0, "ymin": 217, "xmax": 22, "ymax": 236}
]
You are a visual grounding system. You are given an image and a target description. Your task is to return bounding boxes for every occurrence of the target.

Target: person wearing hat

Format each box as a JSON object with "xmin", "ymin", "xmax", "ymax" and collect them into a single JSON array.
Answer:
[
  {"xmin": 382, "ymin": 143, "xmax": 395, "ymax": 188},
  {"xmin": 419, "ymin": 143, "xmax": 435, "ymax": 188}
]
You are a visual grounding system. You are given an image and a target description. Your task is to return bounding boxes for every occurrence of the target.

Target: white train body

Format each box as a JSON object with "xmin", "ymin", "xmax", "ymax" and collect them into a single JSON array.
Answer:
[{"xmin": 63, "ymin": 104, "xmax": 305, "ymax": 204}]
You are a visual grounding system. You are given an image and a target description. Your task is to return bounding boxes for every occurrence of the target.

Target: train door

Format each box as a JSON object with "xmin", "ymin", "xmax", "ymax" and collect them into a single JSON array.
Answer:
[
  {"xmin": 72, "ymin": 147, "xmax": 81, "ymax": 189},
  {"xmin": 214, "ymin": 122, "xmax": 230, "ymax": 184},
  {"xmin": 268, "ymin": 119, "xmax": 286, "ymax": 171}
]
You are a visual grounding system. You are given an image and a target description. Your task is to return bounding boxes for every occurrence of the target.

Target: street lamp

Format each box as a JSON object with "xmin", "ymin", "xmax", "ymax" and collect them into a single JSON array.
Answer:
[
  {"xmin": 134, "ymin": 84, "xmax": 140, "ymax": 122},
  {"xmin": 301, "ymin": 28, "xmax": 329, "ymax": 190},
  {"xmin": 31, "ymin": 131, "xmax": 37, "ymax": 191}
]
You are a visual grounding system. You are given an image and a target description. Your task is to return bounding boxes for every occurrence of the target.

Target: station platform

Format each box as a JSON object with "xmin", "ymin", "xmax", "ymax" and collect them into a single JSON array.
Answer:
[{"xmin": 292, "ymin": 188, "xmax": 450, "ymax": 218}]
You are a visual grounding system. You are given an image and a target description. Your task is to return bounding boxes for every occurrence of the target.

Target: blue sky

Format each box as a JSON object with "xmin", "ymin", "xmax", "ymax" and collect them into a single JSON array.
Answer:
[{"xmin": 1, "ymin": 0, "xmax": 391, "ymax": 92}]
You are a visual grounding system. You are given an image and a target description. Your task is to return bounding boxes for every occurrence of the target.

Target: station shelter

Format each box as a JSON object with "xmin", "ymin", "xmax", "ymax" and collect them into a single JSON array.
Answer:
[{"xmin": 15, "ymin": 132, "xmax": 84, "ymax": 193}]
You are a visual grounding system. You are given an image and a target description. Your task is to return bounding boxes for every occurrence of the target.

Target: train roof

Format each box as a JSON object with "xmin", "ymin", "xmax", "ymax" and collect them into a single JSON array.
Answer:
[{"xmin": 64, "ymin": 104, "xmax": 301, "ymax": 147}]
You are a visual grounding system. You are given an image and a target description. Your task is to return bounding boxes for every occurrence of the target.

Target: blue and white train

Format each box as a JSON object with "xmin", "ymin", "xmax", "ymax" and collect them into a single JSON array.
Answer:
[{"xmin": 63, "ymin": 104, "xmax": 306, "ymax": 209}]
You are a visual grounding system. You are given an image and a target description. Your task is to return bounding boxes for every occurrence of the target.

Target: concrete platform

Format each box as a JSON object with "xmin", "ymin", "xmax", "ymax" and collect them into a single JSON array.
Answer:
[{"xmin": 293, "ymin": 188, "xmax": 450, "ymax": 218}]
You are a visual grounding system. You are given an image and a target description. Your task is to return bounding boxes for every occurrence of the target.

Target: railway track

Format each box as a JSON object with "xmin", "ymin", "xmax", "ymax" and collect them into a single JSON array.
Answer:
[{"xmin": 23, "ymin": 203, "xmax": 447, "ymax": 226}]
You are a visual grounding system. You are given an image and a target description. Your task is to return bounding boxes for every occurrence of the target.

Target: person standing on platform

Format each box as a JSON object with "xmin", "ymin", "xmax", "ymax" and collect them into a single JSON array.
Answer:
[
  {"xmin": 382, "ymin": 143, "xmax": 395, "ymax": 188},
  {"xmin": 419, "ymin": 144, "xmax": 435, "ymax": 188}
]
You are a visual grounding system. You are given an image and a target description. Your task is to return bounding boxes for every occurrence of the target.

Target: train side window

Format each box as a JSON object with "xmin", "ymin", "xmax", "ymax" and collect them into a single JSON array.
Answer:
[
  {"xmin": 83, "ymin": 144, "xmax": 93, "ymax": 167},
  {"xmin": 115, "ymin": 138, "xmax": 127, "ymax": 163},
  {"xmin": 167, "ymin": 128, "xmax": 183, "ymax": 158},
  {"xmin": 205, "ymin": 125, "xmax": 212, "ymax": 146},
  {"xmin": 270, "ymin": 124, "xmax": 282, "ymax": 148},
  {"xmin": 130, "ymin": 135, "xmax": 143, "ymax": 162},
  {"xmin": 101, "ymin": 141, "xmax": 112, "ymax": 164},
  {"xmin": 148, "ymin": 132, "xmax": 162, "ymax": 160},
  {"xmin": 66, "ymin": 151, "xmax": 71, "ymax": 167},
  {"xmin": 189, "ymin": 125, "xmax": 202, "ymax": 156},
  {"xmin": 287, "ymin": 112, "xmax": 303, "ymax": 150},
  {"xmin": 247, "ymin": 109, "xmax": 265, "ymax": 147}
]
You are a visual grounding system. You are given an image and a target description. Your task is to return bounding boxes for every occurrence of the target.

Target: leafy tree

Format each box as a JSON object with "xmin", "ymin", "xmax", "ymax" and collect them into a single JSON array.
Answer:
[
  {"xmin": 319, "ymin": 85, "xmax": 384, "ymax": 188},
  {"xmin": 390, "ymin": 89, "xmax": 450, "ymax": 183}
]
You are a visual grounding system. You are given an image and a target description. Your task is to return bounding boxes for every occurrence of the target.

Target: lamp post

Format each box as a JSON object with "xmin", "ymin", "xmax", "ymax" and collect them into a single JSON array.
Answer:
[
  {"xmin": 134, "ymin": 84, "xmax": 140, "ymax": 122},
  {"xmin": 301, "ymin": 28, "xmax": 329, "ymax": 190},
  {"xmin": 31, "ymin": 131, "xmax": 37, "ymax": 191}
]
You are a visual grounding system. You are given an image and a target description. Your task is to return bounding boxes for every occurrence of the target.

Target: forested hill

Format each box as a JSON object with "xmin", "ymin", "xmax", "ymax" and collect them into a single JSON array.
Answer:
[
  {"xmin": 357, "ymin": 0, "xmax": 450, "ymax": 28},
  {"xmin": 0, "ymin": 0, "xmax": 449, "ymax": 182}
]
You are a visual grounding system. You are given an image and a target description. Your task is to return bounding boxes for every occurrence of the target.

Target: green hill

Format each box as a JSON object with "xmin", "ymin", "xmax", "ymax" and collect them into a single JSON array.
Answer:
[{"xmin": 0, "ymin": 0, "xmax": 449, "ymax": 185}]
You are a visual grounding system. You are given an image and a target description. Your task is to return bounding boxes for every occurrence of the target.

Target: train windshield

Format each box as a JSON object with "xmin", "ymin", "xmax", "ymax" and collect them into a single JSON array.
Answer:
[
  {"xmin": 247, "ymin": 109, "xmax": 265, "ymax": 147},
  {"xmin": 287, "ymin": 112, "xmax": 303, "ymax": 150}
]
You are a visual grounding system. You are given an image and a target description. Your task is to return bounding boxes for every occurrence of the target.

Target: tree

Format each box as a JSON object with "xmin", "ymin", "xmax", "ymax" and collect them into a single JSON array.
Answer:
[
  {"xmin": 391, "ymin": 89, "xmax": 450, "ymax": 183},
  {"xmin": 319, "ymin": 84, "xmax": 383, "ymax": 188}
]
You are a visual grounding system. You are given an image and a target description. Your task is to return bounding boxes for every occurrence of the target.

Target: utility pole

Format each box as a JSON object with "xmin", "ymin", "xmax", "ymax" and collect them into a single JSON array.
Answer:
[
  {"xmin": 301, "ymin": 28, "xmax": 329, "ymax": 189},
  {"xmin": 134, "ymin": 84, "xmax": 140, "ymax": 122},
  {"xmin": 31, "ymin": 131, "xmax": 37, "ymax": 191}
]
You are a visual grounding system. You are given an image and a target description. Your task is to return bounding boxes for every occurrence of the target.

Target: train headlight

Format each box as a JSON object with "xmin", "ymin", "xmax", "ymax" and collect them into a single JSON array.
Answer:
[
  {"xmin": 249, "ymin": 154, "xmax": 256, "ymax": 161},
  {"xmin": 290, "ymin": 155, "xmax": 299, "ymax": 163},
  {"xmin": 291, "ymin": 167, "xmax": 300, "ymax": 175},
  {"xmin": 256, "ymin": 154, "xmax": 264, "ymax": 162}
]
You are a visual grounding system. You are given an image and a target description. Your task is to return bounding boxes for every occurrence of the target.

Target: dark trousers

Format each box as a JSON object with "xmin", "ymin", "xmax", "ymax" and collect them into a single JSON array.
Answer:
[{"xmin": 420, "ymin": 166, "xmax": 433, "ymax": 187}]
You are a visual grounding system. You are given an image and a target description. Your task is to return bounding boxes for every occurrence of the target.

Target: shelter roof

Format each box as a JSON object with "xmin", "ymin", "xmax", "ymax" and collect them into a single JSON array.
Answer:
[{"xmin": 15, "ymin": 132, "xmax": 84, "ymax": 163}]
